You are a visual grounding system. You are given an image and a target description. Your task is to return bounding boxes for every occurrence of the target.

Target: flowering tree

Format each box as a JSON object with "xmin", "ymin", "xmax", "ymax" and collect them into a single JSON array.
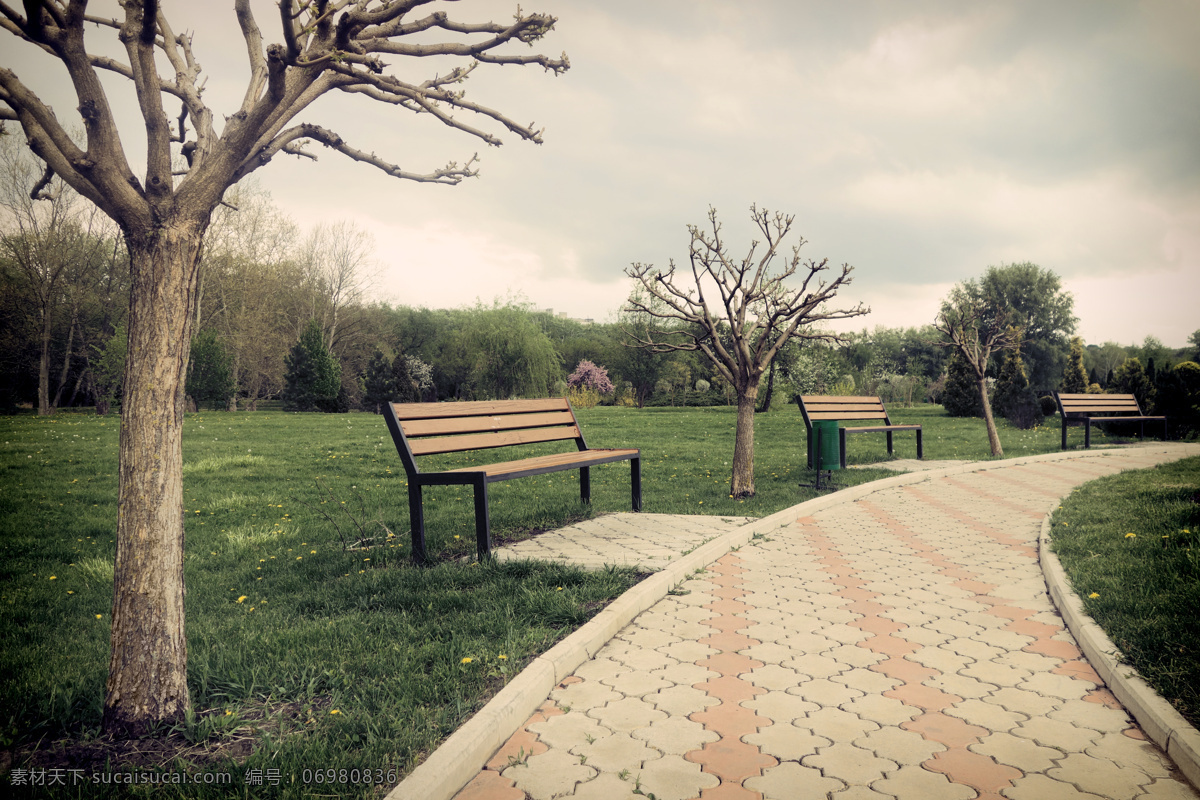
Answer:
[{"xmin": 567, "ymin": 359, "xmax": 614, "ymax": 394}]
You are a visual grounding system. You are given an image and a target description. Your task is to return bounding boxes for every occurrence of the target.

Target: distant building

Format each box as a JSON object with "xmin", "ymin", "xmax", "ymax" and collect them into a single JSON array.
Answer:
[{"xmin": 541, "ymin": 308, "xmax": 594, "ymax": 325}]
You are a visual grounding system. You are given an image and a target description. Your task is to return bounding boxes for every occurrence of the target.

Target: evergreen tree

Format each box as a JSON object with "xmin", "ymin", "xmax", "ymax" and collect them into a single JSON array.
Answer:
[
  {"xmin": 941, "ymin": 349, "xmax": 983, "ymax": 417},
  {"xmin": 1061, "ymin": 336, "xmax": 1088, "ymax": 393},
  {"xmin": 992, "ymin": 329, "xmax": 1042, "ymax": 429},
  {"xmin": 283, "ymin": 319, "xmax": 341, "ymax": 412},
  {"xmin": 390, "ymin": 351, "xmax": 418, "ymax": 403},
  {"xmin": 187, "ymin": 330, "xmax": 235, "ymax": 411},
  {"xmin": 361, "ymin": 349, "xmax": 393, "ymax": 414},
  {"xmin": 1111, "ymin": 357, "xmax": 1153, "ymax": 410}
]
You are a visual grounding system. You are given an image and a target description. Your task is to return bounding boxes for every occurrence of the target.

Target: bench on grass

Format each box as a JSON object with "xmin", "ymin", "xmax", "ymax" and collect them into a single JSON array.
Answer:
[
  {"xmin": 797, "ymin": 395, "xmax": 923, "ymax": 469},
  {"xmin": 1053, "ymin": 393, "xmax": 1167, "ymax": 450},
  {"xmin": 385, "ymin": 398, "xmax": 641, "ymax": 562}
]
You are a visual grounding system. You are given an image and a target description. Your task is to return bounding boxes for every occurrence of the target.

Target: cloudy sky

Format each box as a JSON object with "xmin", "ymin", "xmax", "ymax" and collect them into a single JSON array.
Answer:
[{"xmin": 5, "ymin": 1, "xmax": 1199, "ymax": 347}]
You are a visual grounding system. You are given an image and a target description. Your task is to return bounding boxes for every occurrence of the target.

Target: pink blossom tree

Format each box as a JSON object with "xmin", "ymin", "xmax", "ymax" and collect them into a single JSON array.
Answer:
[{"xmin": 567, "ymin": 360, "xmax": 614, "ymax": 394}]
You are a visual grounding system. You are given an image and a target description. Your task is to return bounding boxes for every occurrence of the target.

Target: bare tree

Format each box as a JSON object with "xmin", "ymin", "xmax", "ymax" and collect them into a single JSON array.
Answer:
[
  {"xmin": 624, "ymin": 206, "xmax": 868, "ymax": 498},
  {"xmin": 0, "ymin": 0, "xmax": 567, "ymax": 737},
  {"xmin": 933, "ymin": 281, "xmax": 1018, "ymax": 456},
  {"xmin": 299, "ymin": 219, "xmax": 375, "ymax": 353},
  {"xmin": 0, "ymin": 133, "xmax": 112, "ymax": 414}
]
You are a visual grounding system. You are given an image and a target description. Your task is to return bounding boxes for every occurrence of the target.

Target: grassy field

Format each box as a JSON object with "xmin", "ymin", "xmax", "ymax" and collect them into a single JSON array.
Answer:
[
  {"xmin": 0, "ymin": 403, "xmax": 1159, "ymax": 797},
  {"xmin": 1050, "ymin": 456, "xmax": 1200, "ymax": 728}
]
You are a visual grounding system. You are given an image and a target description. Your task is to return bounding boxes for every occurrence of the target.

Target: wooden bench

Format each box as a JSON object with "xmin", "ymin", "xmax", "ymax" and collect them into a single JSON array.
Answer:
[
  {"xmin": 797, "ymin": 395, "xmax": 923, "ymax": 469},
  {"xmin": 385, "ymin": 398, "xmax": 641, "ymax": 562},
  {"xmin": 1054, "ymin": 393, "xmax": 1167, "ymax": 450}
]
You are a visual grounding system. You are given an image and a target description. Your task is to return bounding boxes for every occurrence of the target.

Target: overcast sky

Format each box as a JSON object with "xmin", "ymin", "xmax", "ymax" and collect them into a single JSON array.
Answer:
[{"xmin": 5, "ymin": 1, "xmax": 1199, "ymax": 347}]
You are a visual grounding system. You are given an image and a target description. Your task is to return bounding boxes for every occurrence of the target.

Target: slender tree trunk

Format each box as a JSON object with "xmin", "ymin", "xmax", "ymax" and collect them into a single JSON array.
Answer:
[
  {"xmin": 38, "ymin": 304, "xmax": 53, "ymax": 416},
  {"xmin": 103, "ymin": 221, "xmax": 204, "ymax": 736},
  {"xmin": 52, "ymin": 314, "xmax": 77, "ymax": 409},
  {"xmin": 757, "ymin": 360, "xmax": 776, "ymax": 413},
  {"xmin": 977, "ymin": 375, "xmax": 1003, "ymax": 457},
  {"xmin": 731, "ymin": 384, "xmax": 759, "ymax": 498}
]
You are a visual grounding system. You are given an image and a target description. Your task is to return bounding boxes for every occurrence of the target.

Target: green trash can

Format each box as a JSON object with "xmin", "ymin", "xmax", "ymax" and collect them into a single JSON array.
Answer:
[{"xmin": 812, "ymin": 419, "xmax": 841, "ymax": 471}]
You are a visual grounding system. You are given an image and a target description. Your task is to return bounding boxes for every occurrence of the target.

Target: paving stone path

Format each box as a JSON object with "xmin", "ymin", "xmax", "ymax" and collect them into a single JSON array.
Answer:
[
  {"xmin": 448, "ymin": 446, "xmax": 1200, "ymax": 800},
  {"xmin": 494, "ymin": 514, "xmax": 753, "ymax": 572}
]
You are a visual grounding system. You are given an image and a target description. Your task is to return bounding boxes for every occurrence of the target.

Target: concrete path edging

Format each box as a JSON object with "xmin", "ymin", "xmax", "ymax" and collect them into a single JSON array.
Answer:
[
  {"xmin": 387, "ymin": 444, "xmax": 1199, "ymax": 800},
  {"xmin": 1038, "ymin": 501, "xmax": 1200, "ymax": 789}
]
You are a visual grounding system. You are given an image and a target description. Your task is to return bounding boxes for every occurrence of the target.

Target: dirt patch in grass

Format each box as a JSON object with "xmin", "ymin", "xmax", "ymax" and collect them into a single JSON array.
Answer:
[{"xmin": 3, "ymin": 697, "xmax": 324, "ymax": 777}]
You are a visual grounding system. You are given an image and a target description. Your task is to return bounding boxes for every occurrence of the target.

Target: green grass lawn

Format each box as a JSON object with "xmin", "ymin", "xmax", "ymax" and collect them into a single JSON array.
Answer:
[
  {"xmin": 0, "ymin": 403, "xmax": 1163, "ymax": 797},
  {"xmin": 1050, "ymin": 456, "xmax": 1200, "ymax": 729}
]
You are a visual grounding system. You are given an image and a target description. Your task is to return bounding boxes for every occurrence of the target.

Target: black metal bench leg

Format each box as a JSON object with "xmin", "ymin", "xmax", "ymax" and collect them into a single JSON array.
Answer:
[
  {"xmin": 473, "ymin": 478, "xmax": 491, "ymax": 560},
  {"xmin": 916, "ymin": 429, "xmax": 923, "ymax": 459},
  {"xmin": 806, "ymin": 428, "xmax": 814, "ymax": 469},
  {"xmin": 631, "ymin": 458, "xmax": 642, "ymax": 511},
  {"xmin": 839, "ymin": 428, "xmax": 848, "ymax": 470},
  {"xmin": 409, "ymin": 483, "xmax": 427, "ymax": 565},
  {"xmin": 580, "ymin": 466, "xmax": 591, "ymax": 504},
  {"xmin": 886, "ymin": 430, "xmax": 894, "ymax": 456},
  {"xmin": 1084, "ymin": 420, "xmax": 1091, "ymax": 448},
  {"xmin": 1062, "ymin": 419, "xmax": 1068, "ymax": 450}
]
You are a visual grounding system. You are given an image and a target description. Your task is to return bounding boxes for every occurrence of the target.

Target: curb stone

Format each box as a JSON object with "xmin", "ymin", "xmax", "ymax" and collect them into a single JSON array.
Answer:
[
  {"xmin": 386, "ymin": 442, "xmax": 1200, "ymax": 800},
  {"xmin": 1039, "ymin": 501, "xmax": 1200, "ymax": 790}
]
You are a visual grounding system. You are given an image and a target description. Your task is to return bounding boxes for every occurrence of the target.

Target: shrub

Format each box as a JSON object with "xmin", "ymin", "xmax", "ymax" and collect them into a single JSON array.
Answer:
[
  {"xmin": 993, "ymin": 332, "xmax": 1043, "ymax": 430},
  {"xmin": 941, "ymin": 350, "xmax": 983, "ymax": 417},
  {"xmin": 566, "ymin": 385, "xmax": 601, "ymax": 409},
  {"xmin": 1039, "ymin": 395, "xmax": 1058, "ymax": 417}
]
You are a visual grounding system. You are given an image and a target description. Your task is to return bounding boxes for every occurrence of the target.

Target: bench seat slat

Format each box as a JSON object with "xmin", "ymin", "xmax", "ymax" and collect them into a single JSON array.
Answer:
[
  {"xmin": 842, "ymin": 425, "xmax": 922, "ymax": 433},
  {"xmin": 408, "ymin": 425, "xmax": 580, "ymax": 456},
  {"xmin": 805, "ymin": 410, "xmax": 889, "ymax": 420},
  {"xmin": 391, "ymin": 398, "xmax": 569, "ymax": 421},
  {"xmin": 402, "ymin": 410, "xmax": 577, "ymax": 438},
  {"xmin": 446, "ymin": 448, "xmax": 641, "ymax": 479}
]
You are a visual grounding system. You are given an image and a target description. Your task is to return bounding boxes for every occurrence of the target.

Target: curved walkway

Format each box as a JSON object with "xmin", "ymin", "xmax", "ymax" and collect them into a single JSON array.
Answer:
[{"xmin": 394, "ymin": 444, "xmax": 1200, "ymax": 800}]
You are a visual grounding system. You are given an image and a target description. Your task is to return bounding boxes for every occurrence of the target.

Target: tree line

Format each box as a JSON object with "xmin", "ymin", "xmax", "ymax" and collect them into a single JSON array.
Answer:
[{"xmin": 3, "ymin": 155, "xmax": 1197, "ymax": 421}]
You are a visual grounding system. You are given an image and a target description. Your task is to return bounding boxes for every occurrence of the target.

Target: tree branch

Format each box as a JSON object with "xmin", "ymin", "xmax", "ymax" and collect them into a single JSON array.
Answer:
[{"xmin": 233, "ymin": 122, "xmax": 477, "ymax": 185}]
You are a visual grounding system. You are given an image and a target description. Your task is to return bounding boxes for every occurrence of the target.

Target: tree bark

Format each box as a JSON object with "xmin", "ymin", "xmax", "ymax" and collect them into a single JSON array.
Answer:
[
  {"xmin": 731, "ymin": 385, "xmax": 759, "ymax": 498},
  {"xmin": 103, "ymin": 221, "xmax": 204, "ymax": 736},
  {"xmin": 977, "ymin": 375, "xmax": 1004, "ymax": 457}
]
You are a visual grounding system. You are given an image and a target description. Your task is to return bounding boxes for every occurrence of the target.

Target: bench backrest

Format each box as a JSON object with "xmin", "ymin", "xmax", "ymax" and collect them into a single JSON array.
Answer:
[
  {"xmin": 384, "ymin": 398, "xmax": 585, "ymax": 475},
  {"xmin": 797, "ymin": 395, "xmax": 891, "ymax": 429},
  {"xmin": 1055, "ymin": 393, "xmax": 1144, "ymax": 417}
]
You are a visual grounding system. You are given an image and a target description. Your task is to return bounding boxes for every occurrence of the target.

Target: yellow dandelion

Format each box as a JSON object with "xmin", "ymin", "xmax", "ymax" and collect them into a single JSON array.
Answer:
[
  {"xmin": 330, "ymin": 709, "xmax": 341, "ymax": 715},
  {"xmin": 236, "ymin": 595, "xmax": 247, "ymax": 603},
  {"xmin": 1088, "ymin": 592, "xmax": 1100, "ymax": 599},
  {"xmin": 49, "ymin": 575, "xmax": 56, "ymax": 580},
  {"xmin": 461, "ymin": 657, "xmax": 473, "ymax": 665},
  {"xmin": 498, "ymin": 654, "xmax": 507, "ymax": 660},
  {"xmin": 1125, "ymin": 533, "xmax": 1136, "ymax": 539}
]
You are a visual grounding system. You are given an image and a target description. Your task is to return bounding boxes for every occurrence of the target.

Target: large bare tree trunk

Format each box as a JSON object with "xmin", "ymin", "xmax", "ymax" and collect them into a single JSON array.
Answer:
[
  {"xmin": 977, "ymin": 376, "xmax": 1003, "ymax": 457},
  {"xmin": 731, "ymin": 385, "xmax": 759, "ymax": 498},
  {"xmin": 103, "ymin": 222, "xmax": 204, "ymax": 736}
]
